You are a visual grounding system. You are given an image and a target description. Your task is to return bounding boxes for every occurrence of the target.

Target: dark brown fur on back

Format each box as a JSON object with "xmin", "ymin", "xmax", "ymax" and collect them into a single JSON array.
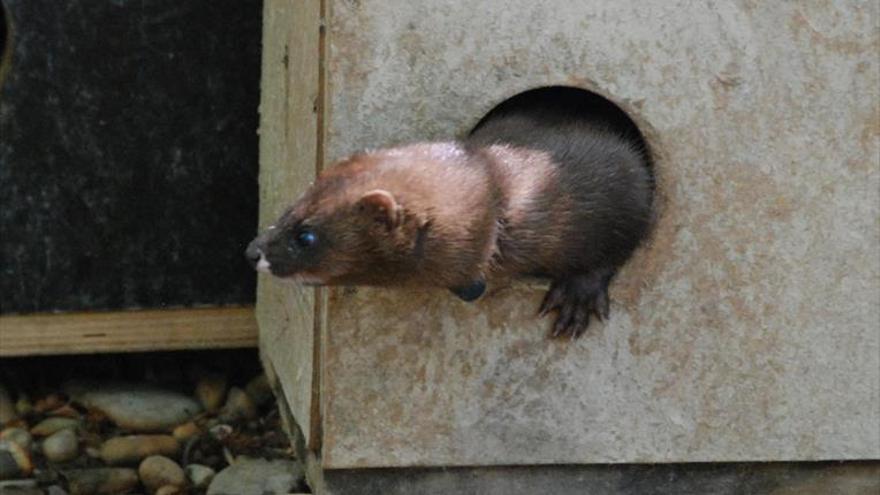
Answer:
[{"xmin": 469, "ymin": 103, "xmax": 653, "ymax": 280}]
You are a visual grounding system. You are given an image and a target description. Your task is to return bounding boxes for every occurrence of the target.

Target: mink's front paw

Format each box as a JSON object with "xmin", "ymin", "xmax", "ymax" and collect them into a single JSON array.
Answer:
[{"xmin": 538, "ymin": 269, "xmax": 615, "ymax": 338}]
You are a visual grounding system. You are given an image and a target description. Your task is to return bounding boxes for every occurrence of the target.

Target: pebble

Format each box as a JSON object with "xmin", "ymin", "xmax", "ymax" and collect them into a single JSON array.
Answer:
[
  {"xmin": 0, "ymin": 479, "xmax": 42, "ymax": 495},
  {"xmin": 219, "ymin": 387, "xmax": 257, "ymax": 422},
  {"xmin": 208, "ymin": 424, "xmax": 233, "ymax": 442},
  {"xmin": 195, "ymin": 374, "xmax": 228, "ymax": 412},
  {"xmin": 0, "ymin": 439, "xmax": 33, "ymax": 479},
  {"xmin": 46, "ymin": 485, "xmax": 69, "ymax": 495},
  {"xmin": 47, "ymin": 404, "xmax": 81, "ymax": 418},
  {"xmin": 207, "ymin": 458, "xmax": 305, "ymax": 495},
  {"xmin": 30, "ymin": 418, "xmax": 80, "ymax": 437},
  {"xmin": 0, "ymin": 385, "xmax": 16, "ymax": 425},
  {"xmin": 64, "ymin": 468, "xmax": 139, "ymax": 495},
  {"xmin": 0, "ymin": 488, "xmax": 42, "ymax": 495},
  {"xmin": 0, "ymin": 428, "xmax": 33, "ymax": 451},
  {"xmin": 42, "ymin": 429, "xmax": 79, "ymax": 463},
  {"xmin": 244, "ymin": 374, "xmax": 274, "ymax": 407},
  {"xmin": 14, "ymin": 397, "xmax": 33, "ymax": 417},
  {"xmin": 0, "ymin": 478, "xmax": 38, "ymax": 490},
  {"xmin": 138, "ymin": 455, "xmax": 185, "ymax": 493},
  {"xmin": 184, "ymin": 463, "xmax": 216, "ymax": 489},
  {"xmin": 0, "ymin": 451, "xmax": 23, "ymax": 480},
  {"xmin": 34, "ymin": 467, "xmax": 61, "ymax": 485},
  {"xmin": 155, "ymin": 485, "xmax": 183, "ymax": 495},
  {"xmin": 33, "ymin": 394, "xmax": 64, "ymax": 414},
  {"xmin": 66, "ymin": 382, "xmax": 201, "ymax": 432},
  {"xmin": 171, "ymin": 421, "xmax": 200, "ymax": 442},
  {"xmin": 99, "ymin": 435, "xmax": 179, "ymax": 465}
]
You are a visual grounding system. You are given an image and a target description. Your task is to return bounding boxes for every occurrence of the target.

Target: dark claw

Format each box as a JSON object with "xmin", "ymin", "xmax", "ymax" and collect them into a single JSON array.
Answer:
[
  {"xmin": 540, "ymin": 268, "xmax": 616, "ymax": 339},
  {"xmin": 538, "ymin": 283, "xmax": 565, "ymax": 316},
  {"xmin": 556, "ymin": 301, "xmax": 577, "ymax": 335},
  {"xmin": 572, "ymin": 306, "xmax": 590, "ymax": 336},
  {"xmin": 595, "ymin": 274, "xmax": 612, "ymax": 320}
]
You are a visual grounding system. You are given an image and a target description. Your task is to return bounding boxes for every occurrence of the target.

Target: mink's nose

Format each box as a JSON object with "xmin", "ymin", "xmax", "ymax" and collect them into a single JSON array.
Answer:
[{"xmin": 245, "ymin": 239, "xmax": 263, "ymax": 268}]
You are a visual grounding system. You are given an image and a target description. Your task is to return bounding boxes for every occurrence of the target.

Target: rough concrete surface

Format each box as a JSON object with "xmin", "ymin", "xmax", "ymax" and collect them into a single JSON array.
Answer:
[{"xmin": 259, "ymin": 0, "xmax": 880, "ymax": 470}]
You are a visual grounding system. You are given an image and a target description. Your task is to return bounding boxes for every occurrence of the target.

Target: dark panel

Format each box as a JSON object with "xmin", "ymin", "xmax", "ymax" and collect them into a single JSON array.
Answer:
[
  {"xmin": 0, "ymin": 0, "xmax": 261, "ymax": 313},
  {"xmin": 320, "ymin": 462, "xmax": 880, "ymax": 495}
]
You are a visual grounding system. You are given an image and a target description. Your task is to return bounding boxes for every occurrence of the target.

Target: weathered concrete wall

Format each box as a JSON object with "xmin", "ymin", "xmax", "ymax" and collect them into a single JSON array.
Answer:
[{"xmin": 259, "ymin": 0, "xmax": 880, "ymax": 472}]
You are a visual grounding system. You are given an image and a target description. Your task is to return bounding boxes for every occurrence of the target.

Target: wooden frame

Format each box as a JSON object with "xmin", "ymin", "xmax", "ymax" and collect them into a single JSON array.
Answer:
[{"xmin": 0, "ymin": 306, "xmax": 257, "ymax": 356}]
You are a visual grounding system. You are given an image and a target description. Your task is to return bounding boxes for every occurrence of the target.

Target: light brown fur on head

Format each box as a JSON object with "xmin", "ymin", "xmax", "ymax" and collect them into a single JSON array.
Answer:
[{"xmin": 250, "ymin": 142, "xmax": 501, "ymax": 289}]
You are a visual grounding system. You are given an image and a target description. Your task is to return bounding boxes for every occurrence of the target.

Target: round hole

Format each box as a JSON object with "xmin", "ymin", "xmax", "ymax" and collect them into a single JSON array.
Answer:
[
  {"xmin": 468, "ymin": 85, "xmax": 657, "ymax": 274},
  {"xmin": 470, "ymin": 86, "xmax": 654, "ymax": 182}
]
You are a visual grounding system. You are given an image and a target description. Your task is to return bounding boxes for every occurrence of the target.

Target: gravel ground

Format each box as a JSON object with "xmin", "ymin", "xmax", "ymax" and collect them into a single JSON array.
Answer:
[{"xmin": 0, "ymin": 350, "xmax": 308, "ymax": 495}]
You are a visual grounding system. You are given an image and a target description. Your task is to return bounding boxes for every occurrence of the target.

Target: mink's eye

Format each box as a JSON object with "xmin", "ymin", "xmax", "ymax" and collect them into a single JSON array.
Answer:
[{"xmin": 295, "ymin": 229, "xmax": 317, "ymax": 248}]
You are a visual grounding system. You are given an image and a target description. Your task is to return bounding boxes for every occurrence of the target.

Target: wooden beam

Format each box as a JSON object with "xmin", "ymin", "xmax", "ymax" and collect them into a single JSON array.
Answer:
[{"xmin": 0, "ymin": 306, "xmax": 258, "ymax": 356}]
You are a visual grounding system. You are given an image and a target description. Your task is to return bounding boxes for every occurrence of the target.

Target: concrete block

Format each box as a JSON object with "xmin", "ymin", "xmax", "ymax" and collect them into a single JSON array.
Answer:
[{"xmin": 257, "ymin": 0, "xmax": 880, "ymax": 478}]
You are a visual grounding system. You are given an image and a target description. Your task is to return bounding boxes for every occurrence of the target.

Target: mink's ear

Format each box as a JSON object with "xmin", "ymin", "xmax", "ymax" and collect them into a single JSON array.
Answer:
[{"xmin": 357, "ymin": 189, "xmax": 402, "ymax": 230}]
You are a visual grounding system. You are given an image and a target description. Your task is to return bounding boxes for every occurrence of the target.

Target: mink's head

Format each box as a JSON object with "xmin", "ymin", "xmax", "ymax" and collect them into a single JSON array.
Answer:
[{"xmin": 245, "ymin": 158, "xmax": 427, "ymax": 286}]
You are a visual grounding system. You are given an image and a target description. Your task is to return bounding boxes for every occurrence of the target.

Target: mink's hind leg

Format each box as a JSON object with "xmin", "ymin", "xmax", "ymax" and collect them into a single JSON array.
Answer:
[{"xmin": 538, "ymin": 268, "xmax": 616, "ymax": 338}]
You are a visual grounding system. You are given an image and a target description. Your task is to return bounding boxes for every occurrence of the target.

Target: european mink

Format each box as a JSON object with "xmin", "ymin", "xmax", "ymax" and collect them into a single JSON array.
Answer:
[{"xmin": 246, "ymin": 90, "xmax": 653, "ymax": 338}]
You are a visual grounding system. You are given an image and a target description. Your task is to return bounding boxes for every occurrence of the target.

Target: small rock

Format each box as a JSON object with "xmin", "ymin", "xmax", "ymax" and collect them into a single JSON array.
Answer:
[
  {"xmin": 33, "ymin": 467, "xmax": 60, "ymax": 485},
  {"xmin": 138, "ymin": 455, "xmax": 185, "ymax": 493},
  {"xmin": 0, "ymin": 478, "xmax": 41, "ymax": 495},
  {"xmin": 185, "ymin": 464, "xmax": 215, "ymax": 489},
  {"xmin": 42, "ymin": 429, "xmax": 79, "ymax": 463},
  {"xmin": 33, "ymin": 394, "xmax": 64, "ymax": 414},
  {"xmin": 30, "ymin": 418, "xmax": 80, "ymax": 437},
  {"xmin": 46, "ymin": 485, "xmax": 69, "ymax": 495},
  {"xmin": 208, "ymin": 424, "xmax": 233, "ymax": 442},
  {"xmin": 84, "ymin": 447, "xmax": 101, "ymax": 459},
  {"xmin": 0, "ymin": 440, "xmax": 33, "ymax": 479},
  {"xmin": 171, "ymin": 421, "xmax": 200, "ymax": 442},
  {"xmin": 47, "ymin": 404, "xmax": 81, "ymax": 419},
  {"xmin": 66, "ymin": 382, "xmax": 201, "ymax": 432},
  {"xmin": 219, "ymin": 388, "xmax": 257, "ymax": 423},
  {"xmin": 0, "ymin": 452, "xmax": 23, "ymax": 480},
  {"xmin": 155, "ymin": 485, "xmax": 183, "ymax": 495},
  {"xmin": 79, "ymin": 430, "xmax": 102, "ymax": 450},
  {"xmin": 0, "ymin": 428, "xmax": 33, "ymax": 451},
  {"xmin": 207, "ymin": 458, "xmax": 306, "ymax": 495},
  {"xmin": 195, "ymin": 374, "xmax": 227, "ymax": 413},
  {"xmin": 244, "ymin": 374, "xmax": 273, "ymax": 407},
  {"xmin": 0, "ymin": 385, "xmax": 17, "ymax": 425},
  {"xmin": 64, "ymin": 468, "xmax": 139, "ymax": 495},
  {"xmin": 14, "ymin": 397, "xmax": 32, "ymax": 417},
  {"xmin": 0, "ymin": 480, "xmax": 41, "ymax": 495},
  {"xmin": 0, "ymin": 488, "xmax": 42, "ymax": 495},
  {"xmin": 99, "ymin": 435, "xmax": 179, "ymax": 465}
]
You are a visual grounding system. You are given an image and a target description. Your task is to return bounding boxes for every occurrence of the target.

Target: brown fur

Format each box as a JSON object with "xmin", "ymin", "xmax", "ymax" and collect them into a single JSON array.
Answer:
[
  {"xmin": 247, "ymin": 88, "xmax": 653, "ymax": 337},
  {"xmin": 250, "ymin": 142, "xmax": 502, "ymax": 288}
]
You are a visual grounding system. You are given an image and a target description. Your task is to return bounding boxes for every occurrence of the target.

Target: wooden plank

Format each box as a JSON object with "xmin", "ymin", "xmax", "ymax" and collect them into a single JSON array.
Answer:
[
  {"xmin": 256, "ymin": 0, "xmax": 321, "ymax": 450},
  {"xmin": 0, "ymin": 307, "xmax": 257, "ymax": 356}
]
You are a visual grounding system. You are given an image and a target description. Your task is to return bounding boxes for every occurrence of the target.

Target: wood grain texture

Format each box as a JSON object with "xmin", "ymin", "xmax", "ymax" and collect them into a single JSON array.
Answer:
[
  {"xmin": 0, "ymin": 307, "xmax": 257, "ymax": 356},
  {"xmin": 256, "ymin": 0, "xmax": 322, "ymax": 450}
]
